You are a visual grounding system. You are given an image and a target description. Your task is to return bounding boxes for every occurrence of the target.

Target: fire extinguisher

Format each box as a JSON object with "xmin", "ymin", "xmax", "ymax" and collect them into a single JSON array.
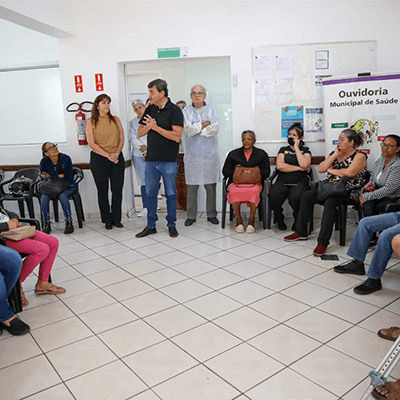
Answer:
[{"xmin": 66, "ymin": 101, "xmax": 93, "ymax": 145}]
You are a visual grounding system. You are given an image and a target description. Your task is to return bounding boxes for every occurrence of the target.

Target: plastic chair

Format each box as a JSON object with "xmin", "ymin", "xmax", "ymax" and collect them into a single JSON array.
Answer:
[
  {"xmin": 0, "ymin": 168, "xmax": 40, "ymax": 218},
  {"xmin": 36, "ymin": 167, "xmax": 85, "ymax": 228},
  {"xmin": 221, "ymin": 176, "xmax": 268, "ymax": 230},
  {"xmin": 266, "ymin": 168, "xmax": 314, "ymax": 231}
]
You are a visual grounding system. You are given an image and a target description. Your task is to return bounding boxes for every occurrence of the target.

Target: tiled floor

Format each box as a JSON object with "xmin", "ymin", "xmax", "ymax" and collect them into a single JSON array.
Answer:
[{"xmin": 2, "ymin": 205, "xmax": 400, "ymax": 400}]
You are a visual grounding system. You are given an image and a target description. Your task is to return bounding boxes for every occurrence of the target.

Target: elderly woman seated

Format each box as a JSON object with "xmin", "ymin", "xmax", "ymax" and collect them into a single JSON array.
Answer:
[{"xmin": 222, "ymin": 130, "xmax": 270, "ymax": 233}]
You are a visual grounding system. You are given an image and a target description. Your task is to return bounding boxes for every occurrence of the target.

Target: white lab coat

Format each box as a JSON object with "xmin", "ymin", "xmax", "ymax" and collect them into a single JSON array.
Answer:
[
  {"xmin": 182, "ymin": 103, "xmax": 220, "ymax": 185},
  {"xmin": 129, "ymin": 116, "xmax": 147, "ymax": 157}
]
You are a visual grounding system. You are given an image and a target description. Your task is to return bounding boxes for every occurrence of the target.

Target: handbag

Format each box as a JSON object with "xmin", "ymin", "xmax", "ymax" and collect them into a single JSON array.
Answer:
[
  {"xmin": 317, "ymin": 177, "xmax": 349, "ymax": 202},
  {"xmin": 38, "ymin": 177, "xmax": 70, "ymax": 198},
  {"xmin": 233, "ymin": 165, "xmax": 262, "ymax": 185},
  {"xmin": 0, "ymin": 225, "xmax": 36, "ymax": 241}
]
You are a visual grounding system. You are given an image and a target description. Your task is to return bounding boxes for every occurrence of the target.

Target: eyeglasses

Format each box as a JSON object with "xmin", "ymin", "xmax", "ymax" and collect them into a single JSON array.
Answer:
[
  {"xmin": 381, "ymin": 143, "xmax": 397, "ymax": 148},
  {"xmin": 46, "ymin": 144, "xmax": 58, "ymax": 151},
  {"xmin": 191, "ymin": 92, "xmax": 205, "ymax": 97}
]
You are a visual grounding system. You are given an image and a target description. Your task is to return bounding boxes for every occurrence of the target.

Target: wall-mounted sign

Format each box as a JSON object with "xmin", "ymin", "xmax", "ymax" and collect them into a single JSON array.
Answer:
[
  {"xmin": 95, "ymin": 74, "xmax": 104, "ymax": 91},
  {"xmin": 157, "ymin": 47, "xmax": 188, "ymax": 59},
  {"xmin": 74, "ymin": 75, "xmax": 83, "ymax": 93}
]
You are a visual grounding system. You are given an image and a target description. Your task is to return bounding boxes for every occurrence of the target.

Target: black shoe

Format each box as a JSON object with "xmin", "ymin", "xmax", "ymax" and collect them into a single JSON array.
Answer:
[
  {"xmin": 136, "ymin": 227, "xmax": 157, "ymax": 238},
  {"xmin": 105, "ymin": 222, "xmax": 113, "ymax": 230},
  {"xmin": 334, "ymin": 260, "xmax": 365, "ymax": 275},
  {"xmin": 354, "ymin": 278, "xmax": 382, "ymax": 295},
  {"xmin": 168, "ymin": 225, "xmax": 179, "ymax": 238},
  {"xmin": 369, "ymin": 233, "xmax": 378, "ymax": 247},
  {"xmin": 207, "ymin": 217, "xmax": 219, "ymax": 225},
  {"xmin": 113, "ymin": 222, "xmax": 124, "ymax": 228},
  {"xmin": 64, "ymin": 220, "xmax": 74, "ymax": 234},
  {"xmin": 0, "ymin": 318, "xmax": 30, "ymax": 336},
  {"xmin": 277, "ymin": 221, "xmax": 287, "ymax": 231},
  {"xmin": 185, "ymin": 218, "xmax": 196, "ymax": 226},
  {"xmin": 42, "ymin": 222, "xmax": 51, "ymax": 234}
]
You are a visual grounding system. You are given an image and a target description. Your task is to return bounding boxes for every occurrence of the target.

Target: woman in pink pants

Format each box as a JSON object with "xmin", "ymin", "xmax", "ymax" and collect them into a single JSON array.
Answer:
[{"xmin": 0, "ymin": 207, "xmax": 66, "ymax": 307}]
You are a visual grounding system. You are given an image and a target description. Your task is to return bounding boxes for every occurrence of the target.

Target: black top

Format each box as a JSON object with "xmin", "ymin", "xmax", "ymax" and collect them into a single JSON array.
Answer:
[
  {"xmin": 140, "ymin": 99, "xmax": 184, "ymax": 162},
  {"xmin": 277, "ymin": 145, "xmax": 311, "ymax": 184},
  {"xmin": 0, "ymin": 208, "xmax": 19, "ymax": 233},
  {"xmin": 222, "ymin": 146, "xmax": 270, "ymax": 185}
]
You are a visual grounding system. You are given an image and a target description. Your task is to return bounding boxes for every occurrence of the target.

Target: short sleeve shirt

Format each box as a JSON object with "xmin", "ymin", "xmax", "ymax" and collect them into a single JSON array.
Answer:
[
  {"xmin": 140, "ymin": 99, "xmax": 183, "ymax": 162},
  {"xmin": 277, "ymin": 145, "xmax": 311, "ymax": 184}
]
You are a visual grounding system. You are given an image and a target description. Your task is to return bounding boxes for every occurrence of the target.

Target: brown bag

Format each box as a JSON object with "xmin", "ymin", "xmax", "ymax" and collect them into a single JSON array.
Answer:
[
  {"xmin": 0, "ymin": 226, "xmax": 36, "ymax": 241},
  {"xmin": 232, "ymin": 165, "xmax": 262, "ymax": 185}
]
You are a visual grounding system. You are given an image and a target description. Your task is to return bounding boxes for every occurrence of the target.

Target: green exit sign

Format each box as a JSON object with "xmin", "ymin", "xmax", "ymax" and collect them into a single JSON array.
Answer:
[{"xmin": 158, "ymin": 47, "xmax": 188, "ymax": 59}]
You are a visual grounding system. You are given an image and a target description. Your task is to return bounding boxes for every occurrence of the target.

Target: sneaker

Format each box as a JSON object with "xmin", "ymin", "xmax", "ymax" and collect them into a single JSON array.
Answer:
[
  {"xmin": 137, "ymin": 208, "xmax": 147, "ymax": 217},
  {"xmin": 246, "ymin": 225, "xmax": 255, "ymax": 234},
  {"xmin": 334, "ymin": 260, "xmax": 365, "ymax": 275},
  {"xmin": 284, "ymin": 232, "xmax": 307, "ymax": 242},
  {"xmin": 313, "ymin": 244, "xmax": 326, "ymax": 256},
  {"xmin": 354, "ymin": 278, "xmax": 382, "ymax": 295},
  {"xmin": 64, "ymin": 220, "xmax": 74, "ymax": 234},
  {"xmin": 236, "ymin": 224, "xmax": 245, "ymax": 233}
]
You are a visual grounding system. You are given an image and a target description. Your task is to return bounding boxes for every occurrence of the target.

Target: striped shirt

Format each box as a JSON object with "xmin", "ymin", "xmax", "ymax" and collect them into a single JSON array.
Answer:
[{"xmin": 363, "ymin": 155, "xmax": 400, "ymax": 202}]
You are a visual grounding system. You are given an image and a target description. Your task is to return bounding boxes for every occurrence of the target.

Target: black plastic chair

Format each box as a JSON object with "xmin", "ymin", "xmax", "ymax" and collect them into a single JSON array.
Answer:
[
  {"xmin": 266, "ymin": 168, "xmax": 314, "ymax": 231},
  {"xmin": 35, "ymin": 167, "xmax": 85, "ymax": 228},
  {"xmin": 221, "ymin": 176, "xmax": 268, "ymax": 230},
  {"xmin": 0, "ymin": 168, "xmax": 40, "ymax": 219}
]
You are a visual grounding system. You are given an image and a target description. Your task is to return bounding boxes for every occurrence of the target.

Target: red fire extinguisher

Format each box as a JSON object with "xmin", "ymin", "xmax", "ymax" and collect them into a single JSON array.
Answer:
[{"xmin": 66, "ymin": 101, "xmax": 93, "ymax": 145}]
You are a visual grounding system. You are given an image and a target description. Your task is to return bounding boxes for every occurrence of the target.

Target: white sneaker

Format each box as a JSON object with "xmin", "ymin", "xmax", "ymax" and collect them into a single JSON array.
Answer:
[{"xmin": 137, "ymin": 208, "xmax": 147, "ymax": 217}]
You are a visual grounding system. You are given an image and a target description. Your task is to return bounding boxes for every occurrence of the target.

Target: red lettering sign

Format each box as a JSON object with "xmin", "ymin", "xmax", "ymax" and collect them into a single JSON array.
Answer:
[
  {"xmin": 95, "ymin": 74, "xmax": 104, "ymax": 91},
  {"xmin": 74, "ymin": 75, "xmax": 83, "ymax": 93}
]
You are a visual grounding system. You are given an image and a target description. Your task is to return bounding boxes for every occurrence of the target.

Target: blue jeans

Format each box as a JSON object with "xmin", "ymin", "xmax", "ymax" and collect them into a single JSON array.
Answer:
[
  {"xmin": 347, "ymin": 212, "xmax": 400, "ymax": 279},
  {"xmin": 0, "ymin": 246, "xmax": 22, "ymax": 321},
  {"xmin": 40, "ymin": 186, "xmax": 76, "ymax": 222},
  {"xmin": 145, "ymin": 161, "xmax": 179, "ymax": 229}
]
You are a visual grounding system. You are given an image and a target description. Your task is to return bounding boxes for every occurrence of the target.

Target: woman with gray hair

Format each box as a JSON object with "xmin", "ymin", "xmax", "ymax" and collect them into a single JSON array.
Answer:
[
  {"xmin": 222, "ymin": 130, "xmax": 270, "ymax": 233},
  {"xmin": 130, "ymin": 99, "xmax": 148, "ymax": 217}
]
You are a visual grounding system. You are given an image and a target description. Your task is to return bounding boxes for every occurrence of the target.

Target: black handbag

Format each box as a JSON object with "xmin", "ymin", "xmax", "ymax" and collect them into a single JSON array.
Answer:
[
  {"xmin": 317, "ymin": 177, "xmax": 348, "ymax": 202},
  {"xmin": 38, "ymin": 177, "xmax": 70, "ymax": 198}
]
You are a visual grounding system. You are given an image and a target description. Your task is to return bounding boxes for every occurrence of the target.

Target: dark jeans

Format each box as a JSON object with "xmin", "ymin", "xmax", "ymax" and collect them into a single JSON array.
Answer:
[
  {"xmin": 90, "ymin": 151, "xmax": 125, "ymax": 224},
  {"xmin": 296, "ymin": 188, "xmax": 350, "ymax": 247},
  {"xmin": 362, "ymin": 197, "xmax": 396, "ymax": 217},
  {"xmin": 269, "ymin": 179, "xmax": 309, "ymax": 228}
]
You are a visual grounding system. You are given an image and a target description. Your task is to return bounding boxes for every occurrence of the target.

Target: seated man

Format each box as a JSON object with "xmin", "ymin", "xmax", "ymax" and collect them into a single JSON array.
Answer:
[{"xmin": 333, "ymin": 212, "xmax": 400, "ymax": 294}]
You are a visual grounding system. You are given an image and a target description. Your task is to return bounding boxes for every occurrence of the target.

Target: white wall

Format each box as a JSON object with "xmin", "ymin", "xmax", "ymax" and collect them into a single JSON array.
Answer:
[{"xmin": 1, "ymin": 0, "xmax": 400, "ymax": 214}]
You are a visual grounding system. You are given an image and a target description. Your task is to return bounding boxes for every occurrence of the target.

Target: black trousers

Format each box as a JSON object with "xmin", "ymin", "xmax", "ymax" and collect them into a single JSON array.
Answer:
[
  {"xmin": 296, "ymin": 188, "xmax": 351, "ymax": 247},
  {"xmin": 269, "ymin": 179, "xmax": 309, "ymax": 227},
  {"xmin": 362, "ymin": 197, "xmax": 395, "ymax": 217},
  {"xmin": 90, "ymin": 151, "xmax": 125, "ymax": 224}
]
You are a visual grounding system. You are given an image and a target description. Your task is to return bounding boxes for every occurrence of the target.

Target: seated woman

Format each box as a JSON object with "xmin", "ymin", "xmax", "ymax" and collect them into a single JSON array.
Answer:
[
  {"xmin": 222, "ymin": 130, "xmax": 270, "ymax": 233},
  {"xmin": 0, "ymin": 246, "xmax": 30, "ymax": 336},
  {"xmin": 269, "ymin": 123, "xmax": 312, "ymax": 231},
  {"xmin": 0, "ymin": 207, "xmax": 66, "ymax": 307},
  {"xmin": 285, "ymin": 129, "xmax": 367, "ymax": 255},
  {"xmin": 360, "ymin": 134, "xmax": 400, "ymax": 216},
  {"xmin": 39, "ymin": 142, "xmax": 77, "ymax": 234}
]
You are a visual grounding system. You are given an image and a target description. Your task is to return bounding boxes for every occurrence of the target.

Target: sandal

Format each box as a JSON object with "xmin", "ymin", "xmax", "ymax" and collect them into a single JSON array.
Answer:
[
  {"xmin": 373, "ymin": 379, "xmax": 400, "ymax": 400},
  {"xmin": 20, "ymin": 285, "xmax": 29, "ymax": 307},
  {"xmin": 34, "ymin": 282, "xmax": 66, "ymax": 295},
  {"xmin": 378, "ymin": 327, "xmax": 400, "ymax": 342}
]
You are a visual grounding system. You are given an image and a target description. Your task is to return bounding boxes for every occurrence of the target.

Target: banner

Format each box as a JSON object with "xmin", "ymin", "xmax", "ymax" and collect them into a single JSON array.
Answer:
[{"xmin": 322, "ymin": 73, "xmax": 400, "ymax": 167}]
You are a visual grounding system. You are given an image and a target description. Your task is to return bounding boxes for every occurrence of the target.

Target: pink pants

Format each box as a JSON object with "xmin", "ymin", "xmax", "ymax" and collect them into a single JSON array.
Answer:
[{"xmin": 5, "ymin": 231, "xmax": 59, "ymax": 282}]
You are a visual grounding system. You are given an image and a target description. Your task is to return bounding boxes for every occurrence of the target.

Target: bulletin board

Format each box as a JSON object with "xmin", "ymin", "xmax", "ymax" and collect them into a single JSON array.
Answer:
[{"xmin": 252, "ymin": 41, "xmax": 376, "ymax": 142}]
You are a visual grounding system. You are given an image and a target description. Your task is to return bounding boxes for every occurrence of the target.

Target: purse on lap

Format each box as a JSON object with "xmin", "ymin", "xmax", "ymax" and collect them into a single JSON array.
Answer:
[
  {"xmin": 317, "ymin": 177, "xmax": 348, "ymax": 202},
  {"xmin": 232, "ymin": 165, "xmax": 262, "ymax": 185},
  {"xmin": 38, "ymin": 177, "xmax": 70, "ymax": 198},
  {"xmin": 0, "ymin": 226, "xmax": 36, "ymax": 241}
]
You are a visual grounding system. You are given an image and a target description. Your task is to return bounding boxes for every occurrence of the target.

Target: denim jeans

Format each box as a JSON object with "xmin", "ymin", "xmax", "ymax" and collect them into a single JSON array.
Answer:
[
  {"xmin": 40, "ymin": 186, "xmax": 76, "ymax": 222},
  {"xmin": 347, "ymin": 212, "xmax": 400, "ymax": 279},
  {"xmin": 0, "ymin": 246, "xmax": 22, "ymax": 321},
  {"xmin": 145, "ymin": 161, "xmax": 179, "ymax": 229}
]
